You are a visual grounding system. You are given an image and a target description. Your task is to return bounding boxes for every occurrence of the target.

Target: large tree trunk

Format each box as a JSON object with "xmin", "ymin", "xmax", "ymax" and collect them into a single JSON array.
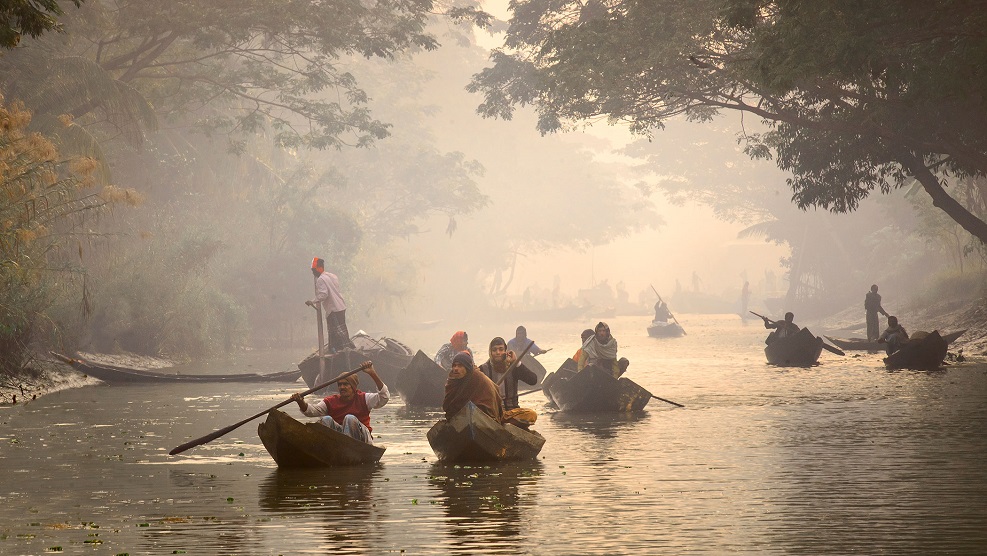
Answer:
[{"xmin": 896, "ymin": 149, "xmax": 987, "ymax": 245}]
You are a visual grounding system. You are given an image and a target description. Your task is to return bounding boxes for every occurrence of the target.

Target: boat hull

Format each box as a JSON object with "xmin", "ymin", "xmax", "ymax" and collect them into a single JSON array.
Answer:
[
  {"xmin": 298, "ymin": 333, "xmax": 413, "ymax": 394},
  {"xmin": 395, "ymin": 350, "xmax": 448, "ymax": 407},
  {"xmin": 884, "ymin": 330, "xmax": 948, "ymax": 371},
  {"xmin": 544, "ymin": 364, "xmax": 651, "ymax": 413},
  {"xmin": 827, "ymin": 329, "xmax": 965, "ymax": 352},
  {"xmin": 647, "ymin": 321, "xmax": 685, "ymax": 338},
  {"xmin": 257, "ymin": 410, "xmax": 385, "ymax": 468},
  {"xmin": 764, "ymin": 328, "xmax": 824, "ymax": 367},
  {"xmin": 426, "ymin": 402, "xmax": 545, "ymax": 463},
  {"xmin": 53, "ymin": 353, "xmax": 301, "ymax": 384}
]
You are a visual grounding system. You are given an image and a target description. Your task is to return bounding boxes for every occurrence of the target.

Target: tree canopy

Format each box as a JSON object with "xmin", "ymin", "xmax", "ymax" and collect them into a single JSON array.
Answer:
[{"xmin": 469, "ymin": 0, "xmax": 987, "ymax": 244}]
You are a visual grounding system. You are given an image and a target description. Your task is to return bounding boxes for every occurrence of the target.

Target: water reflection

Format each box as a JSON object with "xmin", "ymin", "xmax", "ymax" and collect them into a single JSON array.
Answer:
[
  {"xmin": 258, "ymin": 466, "xmax": 381, "ymax": 515},
  {"xmin": 428, "ymin": 462, "xmax": 543, "ymax": 554},
  {"xmin": 548, "ymin": 411, "xmax": 648, "ymax": 439}
]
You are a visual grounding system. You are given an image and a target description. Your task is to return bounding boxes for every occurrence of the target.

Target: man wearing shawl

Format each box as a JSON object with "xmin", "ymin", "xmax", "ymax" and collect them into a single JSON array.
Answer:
[
  {"xmin": 577, "ymin": 322, "xmax": 630, "ymax": 378},
  {"xmin": 479, "ymin": 337, "xmax": 538, "ymax": 428},
  {"xmin": 442, "ymin": 351, "xmax": 504, "ymax": 422},
  {"xmin": 434, "ymin": 331, "xmax": 473, "ymax": 370},
  {"xmin": 305, "ymin": 257, "xmax": 356, "ymax": 353},
  {"xmin": 290, "ymin": 361, "xmax": 388, "ymax": 444}
]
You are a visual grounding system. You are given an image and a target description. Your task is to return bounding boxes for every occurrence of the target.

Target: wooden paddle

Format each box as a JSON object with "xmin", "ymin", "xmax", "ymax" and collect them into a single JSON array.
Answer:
[
  {"xmin": 168, "ymin": 361, "xmax": 370, "ymax": 455},
  {"xmin": 650, "ymin": 284, "xmax": 686, "ymax": 335},
  {"xmin": 651, "ymin": 394, "xmax": 684, "ymax": 408}
]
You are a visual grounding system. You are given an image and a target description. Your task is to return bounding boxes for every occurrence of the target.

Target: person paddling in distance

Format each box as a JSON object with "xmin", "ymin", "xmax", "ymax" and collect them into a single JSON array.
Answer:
[
  {"xmin": 290, "ymin": 361, "xmax": 388, "ymax": 444},
  {"xmin": 507, "ymin": 325, "xmax": 549, "ymax": 356},
  {"xmin": 479, "ymin": 337, "xmax": 538, "ymax": 429}
]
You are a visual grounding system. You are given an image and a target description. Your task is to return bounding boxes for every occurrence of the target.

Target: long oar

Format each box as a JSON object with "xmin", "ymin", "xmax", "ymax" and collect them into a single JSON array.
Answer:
[
  {"xmin": 651, "ymin": 394, "xmax": 684, "ymax": 408},
  {"xmin": 650, "ymin": 284, "xmax": 686, "ymax": 335},
  {"xmin": 169, "ymin": 362, "xmax": 370, "ymax": 455}
]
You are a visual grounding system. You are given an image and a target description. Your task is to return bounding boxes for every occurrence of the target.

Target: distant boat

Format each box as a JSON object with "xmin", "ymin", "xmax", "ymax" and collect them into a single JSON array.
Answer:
[
  {"xmin": 297, "ymin": 332, "xmax": 414, "ymax": 394},
  {"xmin": 647, "ymin": 321, "xmax": 685, "ymax": 338},
  {"xmin": 763, "ymin": 328, "xmax": 823, "ymax": 367},
  {"xmin": 53, "ymin": 353, "xmax": 301, "ymax": 384},
  {"xmin": 257, "ymin": 410, "xmax": 385, "ymax": 468},
  {"xmin": 827, "ymin": 329, "xmax": 965, "ymax": 352},
  {"xmin": 426, "ymin": 402, "xmax": 546, "ymax": 463}
]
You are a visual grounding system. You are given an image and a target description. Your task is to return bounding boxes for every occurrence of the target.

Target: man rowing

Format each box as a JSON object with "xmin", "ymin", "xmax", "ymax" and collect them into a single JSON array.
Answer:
[
  {"xmin": 762, "ymin": 312, "xmax": 800, "ymax": 344},
  {"xmin": 290, "ymin": 361, "xmax": 388, "ymax": 444}
]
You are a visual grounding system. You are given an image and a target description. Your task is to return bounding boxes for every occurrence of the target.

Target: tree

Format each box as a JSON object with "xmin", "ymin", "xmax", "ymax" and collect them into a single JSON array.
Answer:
[
  {"xmin": 0, "ymin": 0, "xmax": 83, "ymax": 47},
  {"xmin": 468, "ymin": 0, "xmax": 987, "ymax": 244}
]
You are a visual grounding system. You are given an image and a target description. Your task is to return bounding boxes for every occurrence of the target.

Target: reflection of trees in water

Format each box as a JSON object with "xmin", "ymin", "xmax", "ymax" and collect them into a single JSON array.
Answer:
[
  {"xmin": 258, "ymin": 466, "xmax": 386, "ymax": 550},
  {"xmin": 549, "ymin": 411, "xmax": 648, "ymax": 440},
  {"xmin": 428, "ymin": 462, "xmax": 543, "ymax": 554}
]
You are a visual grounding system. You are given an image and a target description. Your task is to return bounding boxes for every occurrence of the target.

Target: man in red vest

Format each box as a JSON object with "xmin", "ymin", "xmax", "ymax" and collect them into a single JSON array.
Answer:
[{"xmin": 290, "ymin": 361, "xmax": 388, "ymax": 444}]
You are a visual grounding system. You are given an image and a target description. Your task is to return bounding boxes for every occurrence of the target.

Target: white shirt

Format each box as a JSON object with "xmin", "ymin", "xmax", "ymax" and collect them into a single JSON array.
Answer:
[
  {"xmin": 311, "ymin": 271, "xmax": 347, "ymax": 313},
  {"xmin": 302, "ymin": 384, "xmax": 390, "ymax": 416}
]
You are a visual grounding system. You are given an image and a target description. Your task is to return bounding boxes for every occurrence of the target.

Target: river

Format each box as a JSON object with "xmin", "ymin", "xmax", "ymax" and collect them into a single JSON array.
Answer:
[{"xmin": 2, "ymin": 314, "xmax": 986, "ymax": 554}]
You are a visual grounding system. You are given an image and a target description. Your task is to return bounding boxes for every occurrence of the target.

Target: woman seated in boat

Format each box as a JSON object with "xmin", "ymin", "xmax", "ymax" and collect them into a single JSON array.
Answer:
[
  {"xmin": 434, "ymin": 331, "xmax": 473, "ymax": 370},
  {"xmin": 443, "ymin": 351, "xmax": 504, "ymax": 423},
  {"xmin": 577, "ymin": 322, "xmax": 630, "ymax": 378},
  {"xmin": 479, "ymin": 337, "xmax": 538, "ymax": 429},
  {"xmin": 877, "ymin": 315, "xmax": 909, "ymax": 355},
  {"xmin": 763, "ymin": 312, "xmax": 800, "ymax": 344},
  {"xmin": 290, "ymin": 361, "xmax": 388, "ymax": 444}
]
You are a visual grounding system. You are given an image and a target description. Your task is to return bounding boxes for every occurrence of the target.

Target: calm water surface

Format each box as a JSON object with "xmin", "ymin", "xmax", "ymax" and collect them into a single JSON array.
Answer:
[{"xmin": 2, "ymin": 314, "xmax": 986, "ymax": 554}]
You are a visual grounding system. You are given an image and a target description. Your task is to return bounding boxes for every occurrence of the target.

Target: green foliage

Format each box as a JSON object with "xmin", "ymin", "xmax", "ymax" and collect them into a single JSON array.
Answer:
[
  {"xmin": 470, "ymin": 0, "xmax": 987, "ymax": 244},
  {"xmin": 0, "ymin": 0, "xmax": 83, "ymax": 48}
]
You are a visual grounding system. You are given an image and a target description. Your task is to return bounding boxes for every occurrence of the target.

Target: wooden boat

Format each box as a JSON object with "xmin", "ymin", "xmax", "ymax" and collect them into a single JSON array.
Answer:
[
  {"xmin": 426, "ymin": 402, "xmax": 545, "ymax": 463},
  {"xmin": 647, "ymin": 320, "xmax": 685, "ymax": 338},
  {"xmin": 542, "ymin": 364, "xmax": 652, "ymax": 412},
  {"xmin": 884, "ymin": 330, "xmax": 948, "ymax": 371},
  {"xmin": 298, "ymin": 332, "xmax": 414, "ymax": 393},
  {"xmin": 394, "ymin": 350, "xmax": 448, "ymax": 407},
  {"xmin": 541, "ymin": 358, "xmax": 577, "ymax": 408},
  {"xmin": 826, "ymin": 329, "xmax": 965, "ymax": 352},
  {"xmin": 764, "ymin": 327, "xmax": 824, "ymax": 367},
  {"xmin": 257, "ymin": 409, "xmax": 385, "ymax": 468},
  {"xmin": 53, "ymin": 353, "xmax": 302, "ymax": 384}
]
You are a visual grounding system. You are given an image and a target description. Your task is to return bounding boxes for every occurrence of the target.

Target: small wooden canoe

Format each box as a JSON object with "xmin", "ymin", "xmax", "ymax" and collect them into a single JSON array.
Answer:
[
  {"xmin": 647, "ymin": 321, "xmax": 685, "ymax": 338},
  {"xmin": 257, "ymin": 409, "xmax": 385, "ymax": 468},
  {"xmin": 395, "ymin": 350, "xmax": 447, "ymax": 407},
  {"xmin": 884, "ymin": 330, "xmax": 948, "ymax": 371},
  {"xmin": 426, "ymin": 402, "xmax": 546, "ymax": 463},
  {"xmin": 53, "ymin": 353, "xmax": 302, "ymax": 384},
  {"xmin": 764, "ymin": 327, "xmax": 823, "ymax": 367},
  {"xmin": 827, "ymin": 329, "xmax": 966, "ymax": 352},
  {"xmin": 298, "ymin": 332, "xmax": 414, "ymax": 393},
  {"xmin": 543, "ymin": 364, "xmax": 652, "ymax": 413}
]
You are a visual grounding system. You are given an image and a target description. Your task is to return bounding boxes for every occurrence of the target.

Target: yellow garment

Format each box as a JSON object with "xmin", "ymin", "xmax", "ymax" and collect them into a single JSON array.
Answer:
[{"xmin": 503, "ymin": 407, "xmax": 537, "ymax": 426}]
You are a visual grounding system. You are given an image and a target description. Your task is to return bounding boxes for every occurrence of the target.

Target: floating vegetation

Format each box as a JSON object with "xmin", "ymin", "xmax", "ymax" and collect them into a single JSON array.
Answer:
[{"xmin": 46, "ymin": 547, "xmax": 62, "ymax": 552}]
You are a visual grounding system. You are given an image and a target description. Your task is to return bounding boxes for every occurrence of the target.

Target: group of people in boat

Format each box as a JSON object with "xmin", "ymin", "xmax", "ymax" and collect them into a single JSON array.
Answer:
[{"xmin": 760, "ymin": 283, "xmax": 909, "ymax": 356}]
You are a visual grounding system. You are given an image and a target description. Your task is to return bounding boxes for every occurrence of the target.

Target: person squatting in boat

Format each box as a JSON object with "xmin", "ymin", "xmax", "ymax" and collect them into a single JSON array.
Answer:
[{"xmin": 290, "ymin": 361, "xmax": 388, "ymax": 444}]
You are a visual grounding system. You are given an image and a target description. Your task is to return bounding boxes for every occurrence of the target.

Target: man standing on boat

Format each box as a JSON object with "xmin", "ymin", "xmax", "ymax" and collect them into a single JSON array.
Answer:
[
  {"xmin": 306, "ymin": 257, "xmax": 355, "ymax": 353},
  {"xmin": 865, "ymin": 284, "xmax": 890, "ymax": 342},
  {"xmin": 507, "ymin": 325, "xmax": 549, "ymax": 356},
  {"xmin": 479, "ymin": 337, "xmax": 538, "ymax": 428},
  {"xmin": 290, "ymin": 361, "xmax": 388, "ymax": 444},
  {"xmin": 762, "ymin": 312, "xmax": 800, "ymax": 344},
  {"xmin": 577, "ymin": 322, "xmax": 629, "ymax": 377},
  {"xmin": 434, "ymin": 331, "xmax": 473, "ymax": 370}
]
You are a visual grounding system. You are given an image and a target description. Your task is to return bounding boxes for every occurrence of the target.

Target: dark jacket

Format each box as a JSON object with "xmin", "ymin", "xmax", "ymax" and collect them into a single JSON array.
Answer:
[{"xmin": 478, "ymin": 361, "xmax": 538, "ymax": 410}]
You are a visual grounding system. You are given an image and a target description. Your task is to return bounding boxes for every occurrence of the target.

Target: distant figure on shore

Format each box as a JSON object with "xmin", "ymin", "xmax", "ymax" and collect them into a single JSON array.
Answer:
[
  {"xmin": 878, "ymin": 316, "xmax": 909, "ymax": 355},
  {"xmin": 740, "ymin": 281, "xmax": 751, "ymax": 316},
  {"xmin": 763, "ymin": 312, "xmax": 800, "ymax": 344},
  {"xmin": 865, "ymin": 285, "xmax": 890, "ymax": 341}
]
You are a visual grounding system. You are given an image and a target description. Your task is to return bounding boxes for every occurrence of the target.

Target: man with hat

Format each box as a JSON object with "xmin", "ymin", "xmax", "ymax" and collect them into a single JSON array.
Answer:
[
  {"xmin": 306, "ymin": 257, "xmax": 355, "ymax": 353},
  {"xmin": 291, "ymin": 361, "xmax": 388, "ymax": 443}
]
